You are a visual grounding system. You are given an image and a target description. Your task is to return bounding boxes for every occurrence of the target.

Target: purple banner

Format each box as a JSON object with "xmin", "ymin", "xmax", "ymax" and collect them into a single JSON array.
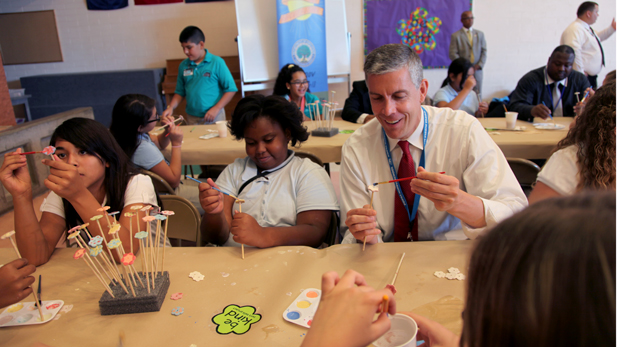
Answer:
[{"xmin": 365, "ymin": 0, "xmax": 470, "ymax": 68}]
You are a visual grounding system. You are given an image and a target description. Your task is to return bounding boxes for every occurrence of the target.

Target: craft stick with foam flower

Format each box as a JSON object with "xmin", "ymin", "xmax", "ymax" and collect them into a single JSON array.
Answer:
[
  {"xmin": 73, "ymin": 247, "xmax": 114, "ymax": 298},
  {"xmin": 97, "ymin": 206, "xmax": 112, "ymax": 227},
  {"xmin": 19, "ymin": 145, "xmax": 56, "ymax": 161},
  {"xmin": 153, "ymin": 214, "xmax": 167, "ymax": 275},
  {"xmin": 142, "ymin": 215, "xmax": 157, "ymax": 289},
  {"xmin": 134, "ymin": 231, "xmax": 151, "ymax": 293},
  {"xmin": 160, "ymin": 210, "xmax": 175, "ymax": 272}
]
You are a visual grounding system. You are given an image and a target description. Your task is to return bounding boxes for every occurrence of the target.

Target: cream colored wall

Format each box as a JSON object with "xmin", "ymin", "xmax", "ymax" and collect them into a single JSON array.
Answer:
[{"xmin": 2, "ymin": 0, "xmax": 615, "ymax": 101}]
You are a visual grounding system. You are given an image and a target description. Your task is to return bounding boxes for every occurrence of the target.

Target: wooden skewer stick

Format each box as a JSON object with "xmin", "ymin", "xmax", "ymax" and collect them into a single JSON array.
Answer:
[
  {"xmin": 390, "ymin": 253, "xmax": 406, "ymax": 286},
  {"xmin": 74, "ymin": 235, "xmax": 116, "ymax": 286},
  {"xmin": 161, "ymin": 212, "xmax": 174, "ymax": 273},
  {"xmin": 363, "ymin": 190, "xmax": 376, "ymax": 251},
  {"xmin": 5, "ymin": 232, "xmax": 45, "ymax": 321},
  {"xmin": 236, "ymin": 199, "xmax": 246, "ymax": 259},
  {"xmin": 93, "ymin": 218, "xmax": 128, "ymax": 293},
  {"xmin": 138, "ymin": 237, "xmax": 151, "ymax": 293},
  {"xmin": 154, "ymin": 116, "xmax": 184, "ymax": 132},
  {"xmin": 76, "ymin": 250, "xmax": 115, "ymax": 298}
]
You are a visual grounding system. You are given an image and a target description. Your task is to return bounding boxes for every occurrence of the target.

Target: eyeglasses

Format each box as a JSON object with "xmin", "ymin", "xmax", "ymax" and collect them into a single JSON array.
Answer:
[
  {"xmin": 290, "ymin": 80, "xmax": 309, "ymax": 86},
  {"xmin": 146, "ymin": 115, "xmax": 161, "ymax": 124},
  {"xmin": 462, "ymin": 16, "xmax": 474, "ymax": 20}
]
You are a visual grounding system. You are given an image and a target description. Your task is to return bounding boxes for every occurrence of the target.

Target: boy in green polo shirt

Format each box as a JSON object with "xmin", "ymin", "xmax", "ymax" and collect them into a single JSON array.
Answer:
[{"xmin": 163, "ymin": 26, "xmax": 237, "ymax": 125}]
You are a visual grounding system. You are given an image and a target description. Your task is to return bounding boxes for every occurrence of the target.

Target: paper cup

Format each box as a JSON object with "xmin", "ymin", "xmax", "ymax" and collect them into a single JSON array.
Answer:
[
  {"xmin": 216, "ymin": 121, "xmax": 228, "ymax": 138},
  {"xmin": 505, "ymin": 112, "xmax": 518, "ymax": 130},
  {"xmin": 373, "ymin": 314, "xmax": 418, "ymax": 347}
]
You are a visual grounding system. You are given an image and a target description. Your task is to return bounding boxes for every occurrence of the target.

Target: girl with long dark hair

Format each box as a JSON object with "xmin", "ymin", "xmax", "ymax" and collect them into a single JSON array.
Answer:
[
  {"xmin": 109, "ymin": 94, "xmax": 202, "ymax": 214},
  {"xmin": 0, "ymin": 118, "xmax": 165, "ymax": 266},
  {"xmin": 433, "ymin": 58, "xmax": 488, "ymax": 117}
]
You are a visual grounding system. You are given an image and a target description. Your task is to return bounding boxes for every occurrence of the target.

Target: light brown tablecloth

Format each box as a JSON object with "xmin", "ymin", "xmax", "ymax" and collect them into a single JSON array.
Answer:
[
  {"xmin": 478, "ymin": 117, "xmax": 572, "ymax": 159},
  {"xmin": 164, "ymin": 117, "xmax": 572, "ymax": 166},
  {"xmin": 162, "ymin": 120, "xmax": 361, "ymax": 165},
  {"xmin": 0, "ymin": 241, "xmax": 471, "ymax": 346}
]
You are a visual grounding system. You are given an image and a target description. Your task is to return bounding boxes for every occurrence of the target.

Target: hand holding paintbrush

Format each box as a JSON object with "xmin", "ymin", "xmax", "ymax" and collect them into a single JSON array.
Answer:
[{"xmin": 0, "ymin": 258, "xmax": 37, "ymax": 310}]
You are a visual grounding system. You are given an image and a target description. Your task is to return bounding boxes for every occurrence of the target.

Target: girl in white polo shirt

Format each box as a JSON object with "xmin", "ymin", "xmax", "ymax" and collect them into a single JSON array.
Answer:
[{"xmin": 199, "ymin": 95, "xmax": 339, "ymax": 247}]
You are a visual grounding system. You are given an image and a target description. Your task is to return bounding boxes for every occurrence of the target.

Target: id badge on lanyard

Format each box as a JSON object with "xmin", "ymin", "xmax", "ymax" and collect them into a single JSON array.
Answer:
[
  {"xmin": 183, "ymin": 68, "xmax": 194, "ymax": 77},
  {"xmin": 382, "ymin": 107, "xmax": 428, "ymax": 231}
]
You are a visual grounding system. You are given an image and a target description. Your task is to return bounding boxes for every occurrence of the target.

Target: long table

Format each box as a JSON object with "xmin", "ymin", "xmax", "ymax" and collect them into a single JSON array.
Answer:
[
  {"xmin": 478, "ymin": 117, "xmax": 572, "ymax": 159},
  {"xmin": 0, "ymin": 242, "xmax": 472, "ymax": 346},
  {"xmin": 161, "ymin": 117, "xmax": 571, "ymax": 166}
]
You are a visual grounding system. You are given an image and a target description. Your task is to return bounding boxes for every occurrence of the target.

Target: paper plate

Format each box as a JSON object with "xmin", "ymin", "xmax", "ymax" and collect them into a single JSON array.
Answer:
[{"xmin": 533, "ymin": 123, "xmax": 566, "ymax": 130}]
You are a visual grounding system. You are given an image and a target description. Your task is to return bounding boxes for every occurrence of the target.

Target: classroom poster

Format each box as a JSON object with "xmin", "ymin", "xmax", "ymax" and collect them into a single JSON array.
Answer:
[
  {"xmin": 365, "ymin": 0, "xmax": 471, "ymax": 68},
  {"xmin": 276, "ymin": 0, "xmax": 328, "ymax": 92}
]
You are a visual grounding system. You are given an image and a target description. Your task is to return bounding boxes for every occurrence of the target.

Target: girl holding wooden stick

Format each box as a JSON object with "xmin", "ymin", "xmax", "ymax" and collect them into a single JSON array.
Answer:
[{"xmin": 0, "ymin": 118, "xmax": 166, "ymax": 266}]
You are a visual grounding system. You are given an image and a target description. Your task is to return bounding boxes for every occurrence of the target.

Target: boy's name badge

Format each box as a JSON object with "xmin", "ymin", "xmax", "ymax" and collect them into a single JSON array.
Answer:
[{"xmin": 183, "ymin": 68, "xmax": 194, "ymax": 77}]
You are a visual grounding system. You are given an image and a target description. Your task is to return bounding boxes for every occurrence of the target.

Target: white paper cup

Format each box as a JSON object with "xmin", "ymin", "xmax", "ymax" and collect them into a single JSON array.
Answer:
[
  {"xmin": 505, "ymin": 112, "xmax": 518, "ymax": 130},
  {"xmin": 216, "ymin": 120, "xmax": 228, "ymax": 138},
  {"xmin": 373, "ymin": 314, "xmax": 418, "ymax": 347}
]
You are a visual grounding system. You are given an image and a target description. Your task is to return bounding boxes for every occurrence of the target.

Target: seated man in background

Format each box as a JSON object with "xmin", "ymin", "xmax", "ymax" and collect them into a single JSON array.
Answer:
[
  {"xmin": 508, "ymin": 45, "xmax": 591, "ymax": 122},
  {"xmin": 342, "ymin": 80, "xmax": 374, "ymax": 124},
  {"xmin": 342, "ymin": 80, "xmax": 432, "ymax": 124},
  {"xmin": 340, "ymin": 44, "xmax": 526, "ymax": 244}
]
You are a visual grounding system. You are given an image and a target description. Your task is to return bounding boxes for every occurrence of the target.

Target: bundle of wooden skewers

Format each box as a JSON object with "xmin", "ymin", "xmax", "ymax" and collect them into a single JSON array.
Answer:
[{"xmin": 68, "ymin": 205, "xmax": 175, "ymax": 315}]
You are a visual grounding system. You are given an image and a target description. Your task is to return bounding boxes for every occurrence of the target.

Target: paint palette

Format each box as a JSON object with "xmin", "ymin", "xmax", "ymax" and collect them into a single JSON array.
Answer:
[
  {"xmin": 282, "ymin": 288, "xmax": 321, "ymax": 328},
  {"xmin": 0, "ymin": 300, "xmax": 64, "ymax": 327}
]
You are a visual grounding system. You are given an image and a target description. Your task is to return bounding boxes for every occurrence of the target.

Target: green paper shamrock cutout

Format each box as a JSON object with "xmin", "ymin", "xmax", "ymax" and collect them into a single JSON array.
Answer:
[{"xmin": 212, "ymin": 304, "xmax": 261, "ymax": 335}]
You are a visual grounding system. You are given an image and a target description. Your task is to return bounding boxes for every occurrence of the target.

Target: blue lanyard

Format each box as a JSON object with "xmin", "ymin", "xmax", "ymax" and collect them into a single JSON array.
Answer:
[
  {"xmin": 545, "ymin": 69, "xmax": 564, "ymax": 112},
  {"xmin": 382, "ymin": 107, "xmax": 428, "ymax": 227}
]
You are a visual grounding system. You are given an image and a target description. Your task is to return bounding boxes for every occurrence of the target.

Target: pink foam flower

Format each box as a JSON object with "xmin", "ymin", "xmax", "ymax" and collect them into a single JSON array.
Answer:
[
  {"xmin": 170, "ymin": 292, "xmax": 183, "ymax": 300},
  {"xmin": 41, "ymin": 146, "xmax": 56, "ymax": 155},
  {"xmin": 73, "ymin": 249, "xmax": 86, "ymax": 259},
  {"xmin": 122, "ymin": 252, "xmax": 136, "ymax": 265}
]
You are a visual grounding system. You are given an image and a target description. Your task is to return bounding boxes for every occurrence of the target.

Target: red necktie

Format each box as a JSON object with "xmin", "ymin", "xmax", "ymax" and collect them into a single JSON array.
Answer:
[{"xmin": 393, "ymin": 141, "xmax": 418, "ymax": 241}]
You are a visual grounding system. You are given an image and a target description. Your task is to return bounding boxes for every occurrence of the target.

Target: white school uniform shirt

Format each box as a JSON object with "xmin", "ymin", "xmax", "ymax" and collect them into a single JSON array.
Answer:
[
  {"xmin": 560, "ymin": 18, "xmax": 616, "ymax": 76},
  {"xmin": 340, "ymin": 106, "xmax": 527, "ymax": 243},
  {"xmin": 40, "ymin": 174, "xmax": 169, "ymax": 246},
  {"xmin": 215, "ymin": 151, "xmax": 339, "ymax": 247},
  {"xmin": 536, "ymin": 145, "xmax": 579, "ymax": 196}
]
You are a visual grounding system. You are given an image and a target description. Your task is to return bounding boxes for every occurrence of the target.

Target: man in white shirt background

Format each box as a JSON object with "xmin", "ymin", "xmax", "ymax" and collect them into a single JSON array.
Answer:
[
  {"xmin": 561, "ymin": 1, "xmax": 616, "ymax": 88},
  {"xmin": 340, "ymin": 44, "xmax": 526, "ymax": 244}
]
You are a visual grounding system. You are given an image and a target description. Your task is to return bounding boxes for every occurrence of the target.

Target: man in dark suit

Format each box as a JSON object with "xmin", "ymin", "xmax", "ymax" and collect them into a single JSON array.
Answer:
[
  {"xmin": 449, "ymin": 11, "xmax": 488, "ymax": 96},
  {"xmin": 342, "ymin": 80, "xmax": 374, "ymax": 124},
  {"xmin": 508, "ymin": 45, "xmax": 591, "ymax": 122}
]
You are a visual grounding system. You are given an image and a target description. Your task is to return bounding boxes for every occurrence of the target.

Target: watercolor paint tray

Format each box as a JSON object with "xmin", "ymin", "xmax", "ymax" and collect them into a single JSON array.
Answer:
[
  {"xmin": 311, "ymin": 128, "xmax": 338, "ymax": 137},
  {"xmin": 282, "ymin": 288, "xmax": 321, "ymax": 328},
  {"xmin": 99, "ymin": 271, "xmax": 169, "ymax": 315},
  {"xmin": 0, "ymin": 300, "xmax": 64, "ymax": 327}
]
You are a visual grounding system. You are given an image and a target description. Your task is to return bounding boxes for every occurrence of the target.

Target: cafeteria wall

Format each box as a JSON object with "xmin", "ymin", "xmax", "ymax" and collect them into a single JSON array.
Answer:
[{"xmin": 1, "ymin": 0, "xmax": 615, "ymax": 102}]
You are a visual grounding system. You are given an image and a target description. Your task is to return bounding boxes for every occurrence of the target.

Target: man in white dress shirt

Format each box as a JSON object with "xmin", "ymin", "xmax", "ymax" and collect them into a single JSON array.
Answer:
[
  {"xmin": 560, "ymin": 1, "xmax": 616, "ymax": 88},
  {"xmin": 340, "ymin": 44, "xmax": 526, "ymax": 244}
]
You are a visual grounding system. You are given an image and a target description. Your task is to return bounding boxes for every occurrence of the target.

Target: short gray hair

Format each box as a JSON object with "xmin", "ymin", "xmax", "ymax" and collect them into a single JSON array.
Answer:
[{"xmin": 364, "ymin": 44, "xmax": 423, "ymax": 89}]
